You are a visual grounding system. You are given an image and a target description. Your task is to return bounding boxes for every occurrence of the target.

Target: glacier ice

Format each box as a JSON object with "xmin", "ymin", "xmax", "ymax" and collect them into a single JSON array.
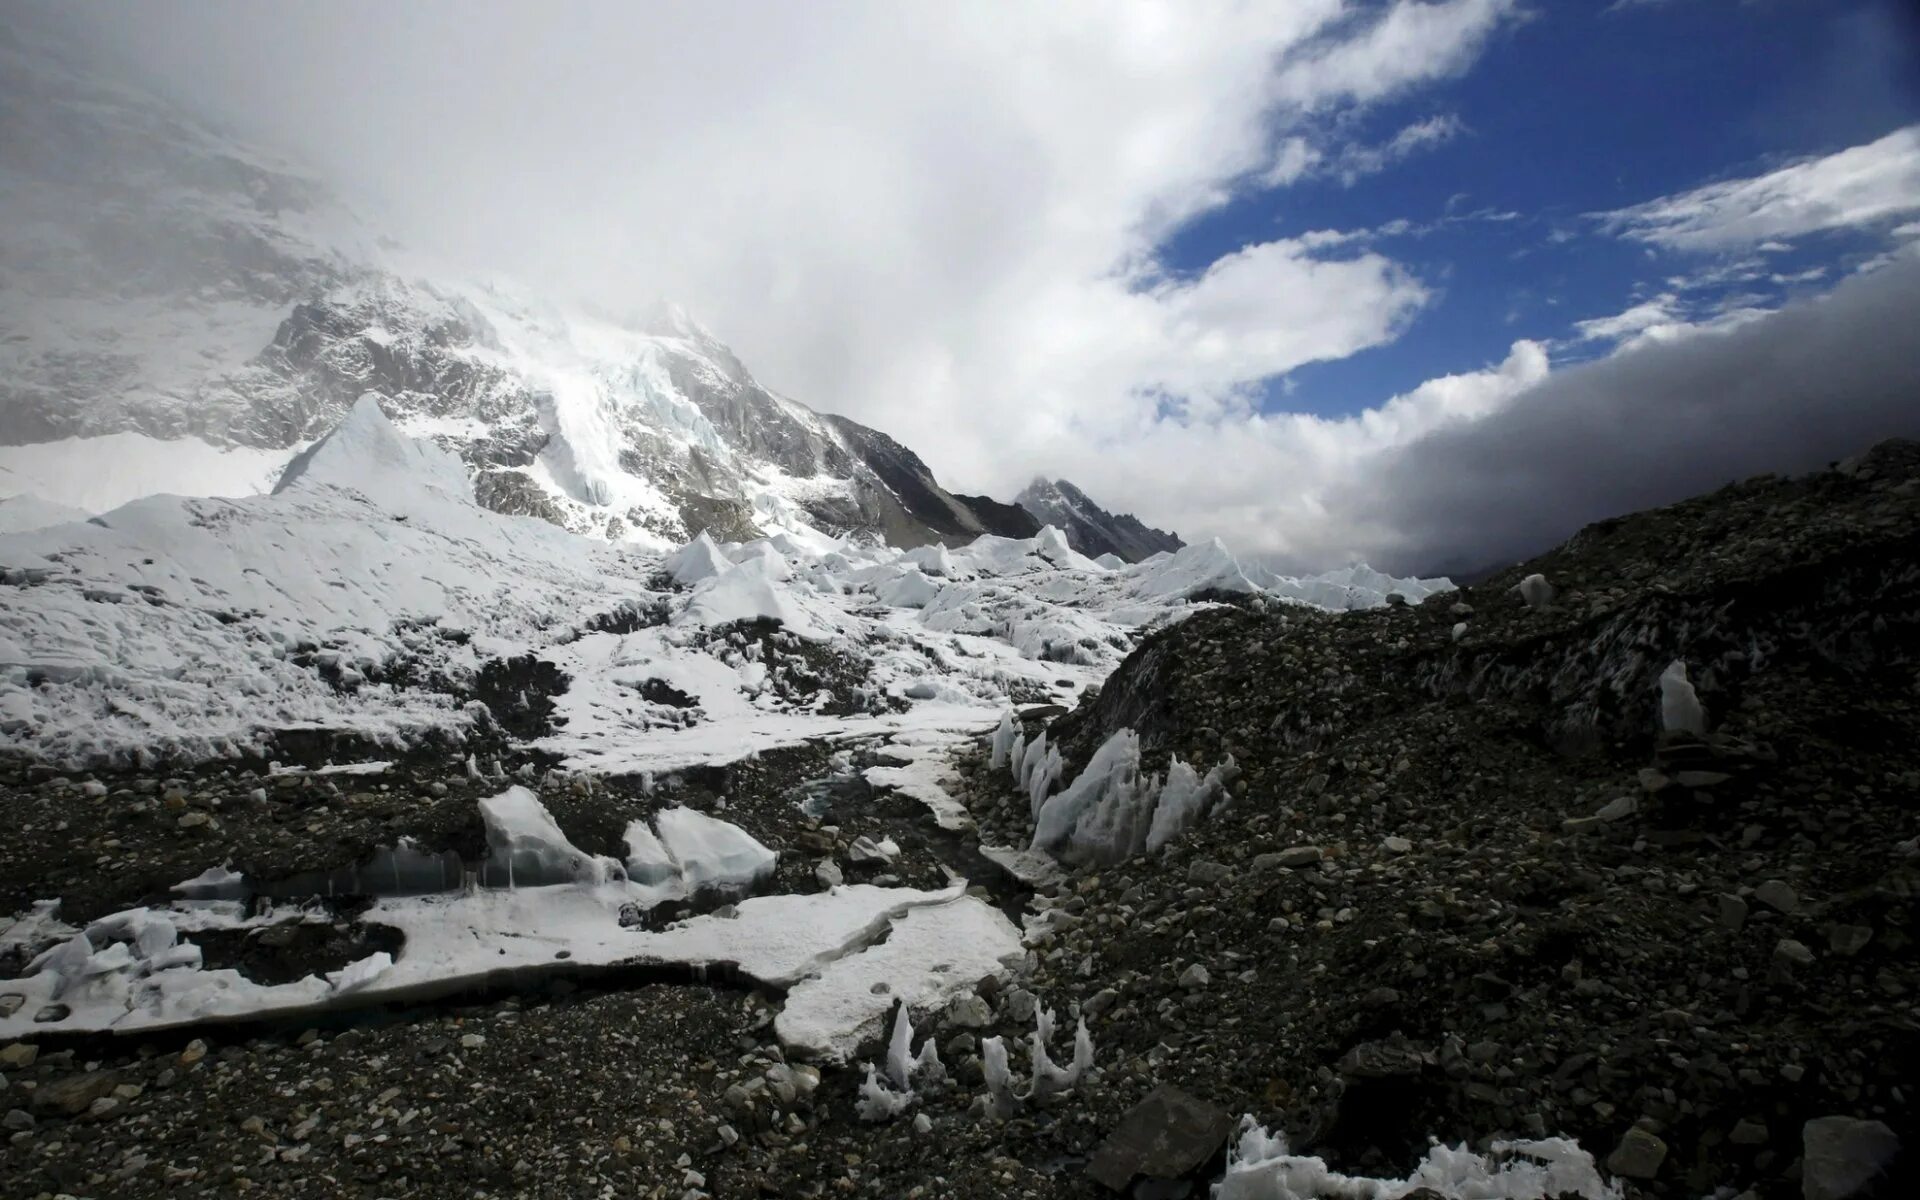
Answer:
[
  {"xmin": 1659, "ymin": 659, "xmax": 1708, "ymax": 736},
  {"xmin": 1215, "ymin": 1119, "xmax": 1619, "ymax": 1200},
  {"xmin": 1028, "ymin": 1005, "xmax": 1094, "ymax": 1099},
  {"xmin": 664, "ymin": 531, "xmax": 733, "ymax": 586},
  {"xmin": 854, "ymin": 1002, "xmax": 948, "ymax": 1122},
  {"xmin": 1030, "ymin": 728, "xmax": 1237, "ymax": 864},
  {"xmin": 1515, "ymin": 572, "xmax": 1555, "ymax": 610},
  {"xmin": 989, "ymin": 709, "xmax": 1019, "ymax": 770},
  {"xmin": 654, "ymin": 806, "xmax": 778, "ymax": 893},
  {"xmin": 476, "ymin": 786, "xmax": 625, "ymax": 888}
]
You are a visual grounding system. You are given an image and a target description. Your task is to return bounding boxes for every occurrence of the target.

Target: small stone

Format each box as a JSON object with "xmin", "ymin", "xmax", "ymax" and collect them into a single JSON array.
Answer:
[
  {"xmin": 179, "ymin": 1039, "xmax": 208, "ymax": 1066},
  {"xmin": 1382, "ymin": 836, "xmax": 1412, "ymax": 854},
  {"xmin": 1178, "ymin": 963, "xmax": 1210, "ymax": 990},
  {"xmin": 1085, "ymin": 1084, "xmax": 1235, "ymax": 1191},
  {"xmin": 1719, "ymin": 894, "xmax": 1749, "ymax": 932},
  {"xmin": 1675, "ymin": 769, "xmax": 1731, "ymax": 788},
  {"xmin": 459, "ymin": 1033, "xmax": 486, "ymax": 1050},
  {"xmin": 1595, "ymin": 796, "xmax": 1638, "ymax": 823},
  {"xmin": 944, "ymin": 994, "xmax": 993, "ymax": 1028},
  {"xmin": 86, "ymin": 1096, "xmax": 120, "ymax": 1119},
  {"xmin": 1802, "ymin": 1116, "xmax": 1900, "ymax": 1200},
  {"xmin": 1187, "ymin": 860, "xmax": 1230, "ymax": 885},
  {"xmin": 1826, "ymin": 925, "xmax": 1873, "ymax": 957},
  {"xmin": 32, "ymin": 1071, "xmax": 121, "ymax": 1116},
  {"xmin": 815, "ymin": 859, "xmax": 844, "ymax": 888},
  {"xmin": 1084, "ymin": 988, "xmax": 1120, "ymax": 1018},
  {"xmin": 717, "ymin": 1123, "xmax": 739, "ymax": 1147},
  {"xmin": 0, "ymin": 1044, "xmax": 36, "ymax": 1069},
  {"xmin": 176, "ymin": 810, "xmax": 211, "ymax": 831},
  {"xmin": 1604, "ymin": 1127, "xmax": 1668, "ymax": 1179},
  {"xmin": 1254, "ymin": 846, "xmax": 1323, "ymax": 870},
  {"xmin": 912, "ymin": 1112, "xmax": 932, "ymax": 1134},
  {"xmin": 3, "ymin": 1108, "xmax": 32, "ymax": 1131},
  {"xmin": 1729, "ymin": 1119, "xmax": 1768, "ymax": 1146},
  {"xmin": 1005, "ymin": 988, "xmax": 1037, "ymax": 1023},
  {"xmin": 1774, "ymin": 938, "xmax": 1814, "ymax": 969},
  {"xmin": 1754, "ymin": 880, "xmax": 1799, "ymax": 914}
]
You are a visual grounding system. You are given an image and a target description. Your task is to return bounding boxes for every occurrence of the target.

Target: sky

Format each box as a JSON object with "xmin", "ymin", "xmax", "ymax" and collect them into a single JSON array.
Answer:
[{"xmin": 51, "ymin": 0, "xmax": 1920, "ymax": 573}]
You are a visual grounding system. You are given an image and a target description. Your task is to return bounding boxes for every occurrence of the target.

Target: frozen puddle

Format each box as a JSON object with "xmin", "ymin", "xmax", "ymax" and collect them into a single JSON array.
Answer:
[{"xmin": 0, "ymin": 786, "xmax": 1023, "ymax": 1057}]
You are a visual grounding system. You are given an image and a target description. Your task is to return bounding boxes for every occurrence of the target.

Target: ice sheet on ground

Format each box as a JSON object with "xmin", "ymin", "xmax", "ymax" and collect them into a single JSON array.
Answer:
[
  {"xmin": 0, "ymin": 882, "xmax": 967, "ymax": 1037},
  {"xmin": 775, "ymin": 894, "xmax": 1022, "ymax": 1061}
]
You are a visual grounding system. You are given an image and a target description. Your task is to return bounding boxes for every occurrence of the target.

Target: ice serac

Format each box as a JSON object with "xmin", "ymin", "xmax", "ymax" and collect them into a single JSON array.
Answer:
[
  {"xmin": 1016, "ymin": 477, "xmax": 1185, "ymax": 563},
  {"xmin": 273, "ymin": 393, "xmax": 473, "ymax": 511}
]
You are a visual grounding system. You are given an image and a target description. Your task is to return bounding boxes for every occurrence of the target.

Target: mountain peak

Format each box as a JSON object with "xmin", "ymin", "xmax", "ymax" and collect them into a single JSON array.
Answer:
[{"xmin": 1015, "ymin": 477, "xmax": 1184, "ymax": 564}]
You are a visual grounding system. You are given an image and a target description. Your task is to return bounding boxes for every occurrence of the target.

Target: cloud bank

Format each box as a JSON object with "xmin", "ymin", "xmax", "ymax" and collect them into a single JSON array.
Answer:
[{"xmin": 1345, "ymin": 253, "xmax": 1920, "ymax": 576}]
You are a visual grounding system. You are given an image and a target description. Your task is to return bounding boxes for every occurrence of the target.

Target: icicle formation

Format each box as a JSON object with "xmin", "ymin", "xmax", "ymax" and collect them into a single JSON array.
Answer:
[
  {"xmin": 989, "ymin": 709, "xmax": 1018, "ymax": 770},
  {"xmin": 855, "ymin": 1002, "xmax": 948, "ymax": 1122},
  {"xmin": 1028, "ymin": 728, "xmax": 1238, "ymax": 864},
  {"xmin": 1215, "ymin": 1117, "xmax": 1620, "ymax": 1200},
  {"xmin": 1658, "ymin": 660, "xmax": 1707, "ymax": 736},
  {"xmin": 976, "ymin": 1002, "xmax": 1096, "ymax": 1119}
]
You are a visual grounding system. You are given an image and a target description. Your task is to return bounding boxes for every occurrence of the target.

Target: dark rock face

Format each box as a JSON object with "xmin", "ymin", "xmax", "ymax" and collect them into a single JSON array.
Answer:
[
  {"xmin": 1016, "ymin": 477, "xmax": 1184, "ymax": 562},
  {"xmin": 1085, "ymin": 1084, "xmax": 1235, "ymax": 1191},
  {"xmin": 961, "ymin": 439, "xmax": 1920, "ymax": 1199},
  {"xmin": 825, "ymin": 415, "xmax": 1045, "ymax": 546}
]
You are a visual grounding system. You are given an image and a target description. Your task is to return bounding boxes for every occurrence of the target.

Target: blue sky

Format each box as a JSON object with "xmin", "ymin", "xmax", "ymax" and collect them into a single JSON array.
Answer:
[{"xmin": 1158, "ymin": 0, "xmax": 1920, "ymax": 418}]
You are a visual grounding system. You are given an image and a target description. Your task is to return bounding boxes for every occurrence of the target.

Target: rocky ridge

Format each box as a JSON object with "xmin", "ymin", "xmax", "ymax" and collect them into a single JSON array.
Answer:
[
  {"xmin": 1017, "ymin": 478, "xmax": 1185, "ymax": 564},
  {"xmin": 953, "ymin": 438, "xmax": 1920, "ymax": 1197}
]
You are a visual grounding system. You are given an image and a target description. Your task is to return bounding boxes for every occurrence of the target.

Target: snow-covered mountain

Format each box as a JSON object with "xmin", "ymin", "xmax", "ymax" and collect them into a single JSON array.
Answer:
[
  {"xmin": 1016, "ymin": 478, "xmax": 1185, "ymax": 564},
  {"xmin": 0, "ymin": 17, "xmax": 1034, "ymax": 550}
]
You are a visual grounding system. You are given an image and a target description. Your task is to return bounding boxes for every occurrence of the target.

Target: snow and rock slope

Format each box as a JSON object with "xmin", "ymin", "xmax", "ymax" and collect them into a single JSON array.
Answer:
[
  {"xmin": 957, "ymin": 439, "xmax": 1920, "ymax": 1200},
  {"xmin": 0, "ymin": 16, "xmax": 1035, "ymax": 550},
  {"xmin": 1017, "ymin": 476, "xmax": 1186, "ymax": 563},
  {"xmin": 0, "ymin": 397, "xmax": 1444, "ymax": 771}
]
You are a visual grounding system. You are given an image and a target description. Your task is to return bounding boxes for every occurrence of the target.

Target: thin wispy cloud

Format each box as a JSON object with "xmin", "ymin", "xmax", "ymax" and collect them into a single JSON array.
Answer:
[{"xmin": 1596, "ymin": 125, "xmax": 1920, "ymax": 250}]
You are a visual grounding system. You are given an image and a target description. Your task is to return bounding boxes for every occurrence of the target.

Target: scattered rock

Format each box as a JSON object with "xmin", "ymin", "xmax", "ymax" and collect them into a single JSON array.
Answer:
[
  {"xmin": 1801, "ymin": 1116, "xmax": 1901, "ymax": 1200},
  {"xmin": 1085, "ymin": 1084, "xmax": 1235, "ymax": 1192},
  {"xmin": 1605, "ymin": 1127, "xmax": 1669, "ymax": 1179}
]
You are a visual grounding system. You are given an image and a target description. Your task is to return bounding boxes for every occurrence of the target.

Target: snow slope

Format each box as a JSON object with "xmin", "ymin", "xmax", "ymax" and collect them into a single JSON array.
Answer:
[{"xmin": 0, "ymin": 399, "xmax": 1446, "ymax": 771}]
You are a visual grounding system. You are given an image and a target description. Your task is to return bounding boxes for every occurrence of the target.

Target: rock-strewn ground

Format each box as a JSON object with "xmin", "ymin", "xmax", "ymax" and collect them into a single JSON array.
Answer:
[{"xmin": 6, "ymin": 443, "xmax": 1919, "ymax": 1199}]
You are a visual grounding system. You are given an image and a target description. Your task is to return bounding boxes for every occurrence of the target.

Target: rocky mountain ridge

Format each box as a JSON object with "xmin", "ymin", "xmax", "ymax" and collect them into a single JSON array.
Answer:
[{"xmin": 1017, "ymin": 477, "xmax": 1186, "ymax": 564}]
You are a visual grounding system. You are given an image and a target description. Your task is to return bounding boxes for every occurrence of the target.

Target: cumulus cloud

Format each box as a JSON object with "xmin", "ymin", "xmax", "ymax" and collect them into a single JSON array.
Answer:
[
  {"xmin": 1597, "ymin": 125, "xmax": 1920, "ymax": 250},
  {"xmin": 1336, "ymin": 253, "xmax": 1920, "ymax": 576}
]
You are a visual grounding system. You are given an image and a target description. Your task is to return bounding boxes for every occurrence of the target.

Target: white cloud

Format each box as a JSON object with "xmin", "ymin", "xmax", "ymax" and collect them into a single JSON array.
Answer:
[
  {"xmin": 1326, "ymin": 114, "xmax": 1469, "ymax": 185},
  {"xmin": 1598, "ymin": 125, "xmax": 1920, "ymax": 250},
  {"xmin": 1274, "ymin": 0, "xmax": 1521, "ymax": 109},
  {"xmin": 1573, "ymin": 295, "xmax": 1683, "ymax": 344},
  {"xmin": 1045, "ymin": 339, "xmax": 1551, "ymax": 568},
  {"xmin": 61, "ymin": 0, "xmax": 1522, "ymax": 517}
]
